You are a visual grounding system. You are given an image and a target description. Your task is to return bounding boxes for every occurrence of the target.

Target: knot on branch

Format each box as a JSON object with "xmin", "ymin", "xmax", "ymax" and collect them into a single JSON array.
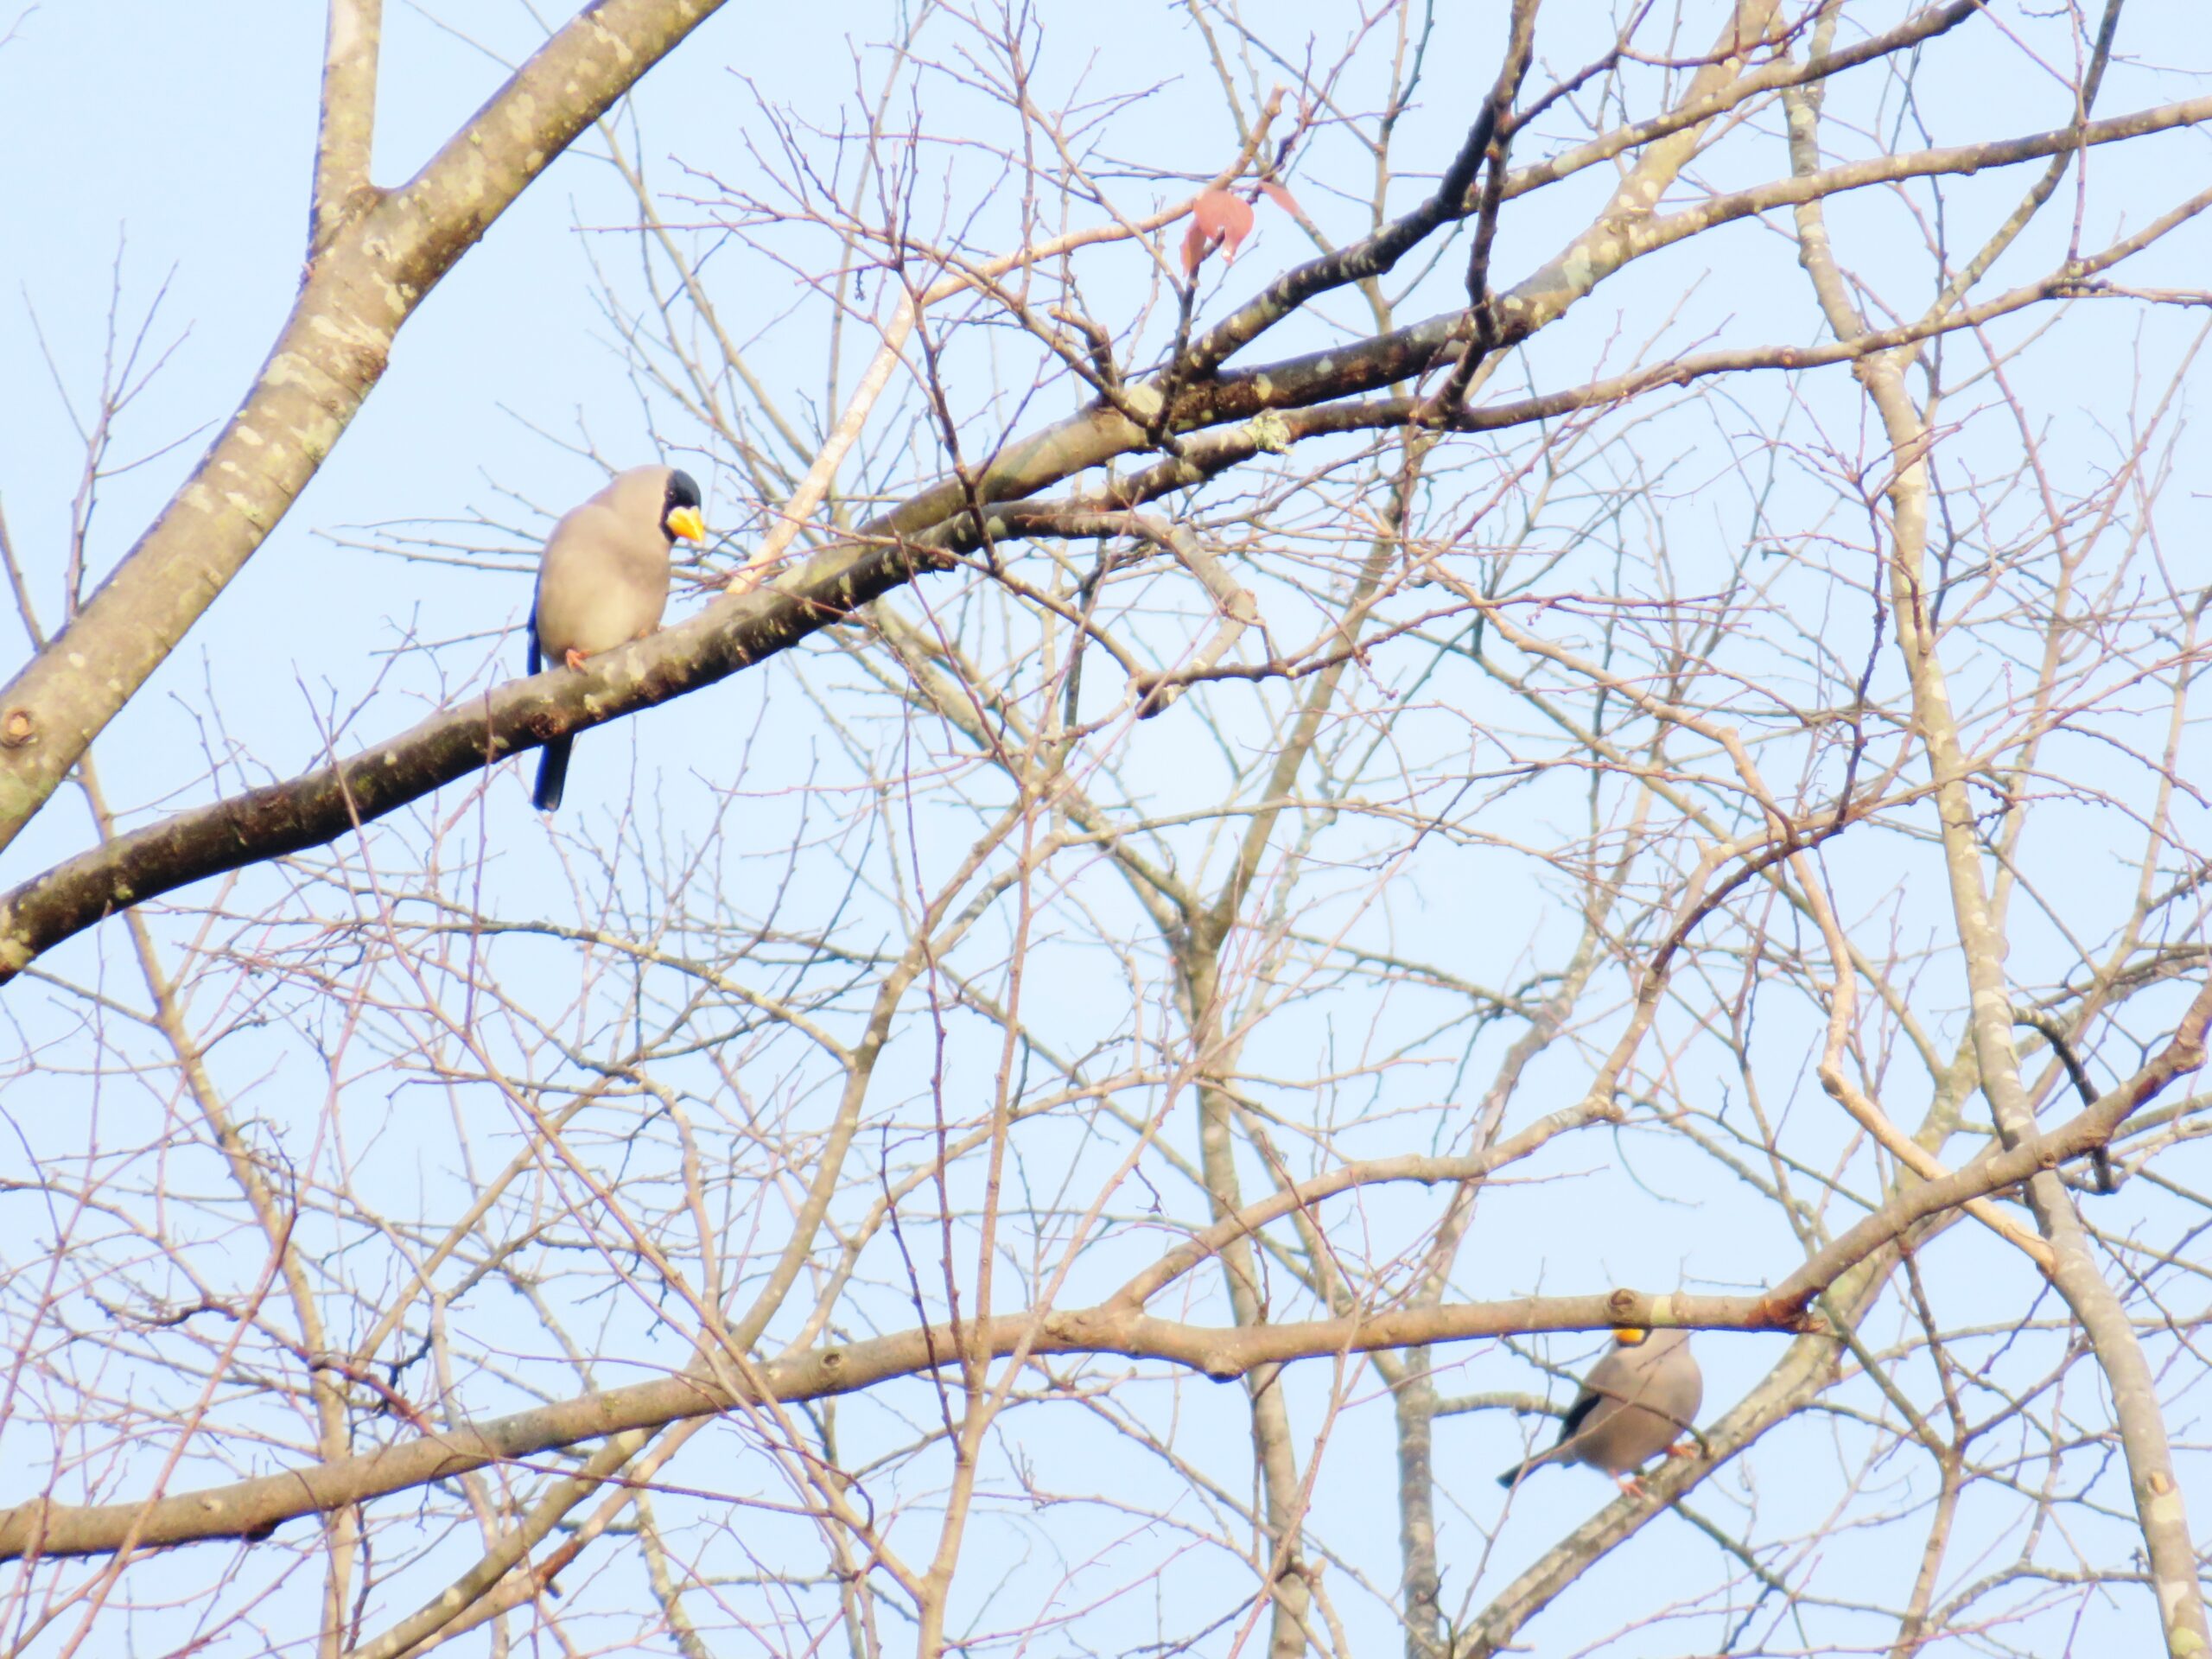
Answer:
[{"xmin": 1198, "ymin": 1351, "xmax": 1247, "ymax": 1382}]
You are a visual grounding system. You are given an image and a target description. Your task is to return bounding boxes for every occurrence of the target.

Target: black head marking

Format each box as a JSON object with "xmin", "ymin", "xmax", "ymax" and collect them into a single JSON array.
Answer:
[{"xmin": 658, "ymin": 467, "xmax": 705, "ymax": 543}]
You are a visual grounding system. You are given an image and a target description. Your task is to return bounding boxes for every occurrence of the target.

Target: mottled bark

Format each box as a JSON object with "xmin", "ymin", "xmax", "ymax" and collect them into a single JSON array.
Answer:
[
  {"xmin": 0, "ymin": 0, "xmax": 730, "ymax": 856},
  {"xmin": 311, "ymin": 0, "xmax": 382, "ymax": 252}
]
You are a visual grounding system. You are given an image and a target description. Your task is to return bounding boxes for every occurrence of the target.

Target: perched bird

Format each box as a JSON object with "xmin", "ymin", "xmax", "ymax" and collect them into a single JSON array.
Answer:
[
  {"xmin": 1497, "ymin": 1328, "xmax": 1702, "ymax": 1494},
  {"xmin": 526, "ymin": 466, "xmax": 707, "ymax": 812}
]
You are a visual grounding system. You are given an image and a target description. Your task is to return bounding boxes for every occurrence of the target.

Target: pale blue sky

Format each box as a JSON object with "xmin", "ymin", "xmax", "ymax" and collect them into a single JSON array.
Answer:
[{"xmin": 3, "ymin": 4, "xmax": 2210, "ymax": 1653}]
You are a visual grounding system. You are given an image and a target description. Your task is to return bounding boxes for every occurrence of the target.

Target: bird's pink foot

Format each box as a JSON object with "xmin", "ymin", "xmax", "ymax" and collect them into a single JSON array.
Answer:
[
  {"xmin": 1666, "ymin": 1440, "xmax": 1697, "ymax": 1459},
  {"xmin": 1616, "ymin": 1474, "xmax": 1651, "ymax": 1499},
  {"xmin": 563, "ymin": 647, "xmax": 587, "ymax": 671}
]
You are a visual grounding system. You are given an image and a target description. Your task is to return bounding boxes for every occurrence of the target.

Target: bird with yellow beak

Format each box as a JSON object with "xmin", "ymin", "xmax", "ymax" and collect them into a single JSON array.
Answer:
[
  {"xmin": 525, "ymin": 466, "xmax": 707, "ymax": 812},
  {"xmin": 1497, "ymin": 1327, "xmax": 1703, "ymax": 1496}
]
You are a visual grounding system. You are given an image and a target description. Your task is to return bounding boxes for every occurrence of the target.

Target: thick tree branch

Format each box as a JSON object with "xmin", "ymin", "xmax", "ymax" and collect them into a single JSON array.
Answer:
[
  {"xmin": 0, "ymin": 523, "xmax": 936, "ymax": 979},
  {"xmin": 311, "ymin": 0, "xmax": 383, "ymax": 251},
  {"xmin": 5, "ymin": 82, "xmax": 2206, "ymax": 980},
  {"xmin": 3, "ymin": 168, "xmax": 2202, "ymax": 986},
  {"xmin": 0, "ymin": 0, "xmax": 731, "ymax": 858}
]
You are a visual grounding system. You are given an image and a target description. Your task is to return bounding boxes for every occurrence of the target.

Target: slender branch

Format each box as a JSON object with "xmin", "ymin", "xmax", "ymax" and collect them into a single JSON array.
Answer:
[
  {"xmin": 5, "ymin": 1015, "xmax": 2200, "ymax": 1567},
  {"xmin": 1785, "ymin": 43, "xmax": 2212, "ymax": 1655}
]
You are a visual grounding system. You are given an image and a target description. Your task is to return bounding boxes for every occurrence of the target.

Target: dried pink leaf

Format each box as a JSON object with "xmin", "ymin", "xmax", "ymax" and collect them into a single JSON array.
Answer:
[{"xmin": 1182, "ymin": 186, "xmax": 1256, "ymax": 277}]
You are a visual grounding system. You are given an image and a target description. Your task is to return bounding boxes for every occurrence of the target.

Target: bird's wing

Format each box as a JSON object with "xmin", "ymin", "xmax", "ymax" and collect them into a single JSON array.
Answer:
[{"xmin": 1556, "ymin": 1384, "xmax": 1604, "ymax": 1444}]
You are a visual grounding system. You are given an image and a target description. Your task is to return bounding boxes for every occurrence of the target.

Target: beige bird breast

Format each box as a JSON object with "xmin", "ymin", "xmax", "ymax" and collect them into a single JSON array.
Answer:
[
  {"xmin": 533, "ymin": 492, "xmax": 674, "ymax": 663},
  {"xmin": 1569, "ymin": 1334, "xmax": 1702, "ymax": 1475}
]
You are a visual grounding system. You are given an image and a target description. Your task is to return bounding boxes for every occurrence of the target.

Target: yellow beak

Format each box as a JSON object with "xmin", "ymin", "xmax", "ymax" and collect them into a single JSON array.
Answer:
[
  {"xmin": 1612, "ymin": 1327, "xmax": 1649, "ymax": 1345},
  {"xmin": 667, "ymin": 505, "xmax": 708, "ymax": 543}
]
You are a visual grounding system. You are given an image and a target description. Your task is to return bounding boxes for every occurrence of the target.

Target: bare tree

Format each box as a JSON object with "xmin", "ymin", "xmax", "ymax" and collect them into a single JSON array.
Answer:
[{"xmin": 3, "ymin": 3, "xmax": 2211, "ymax": 1657}]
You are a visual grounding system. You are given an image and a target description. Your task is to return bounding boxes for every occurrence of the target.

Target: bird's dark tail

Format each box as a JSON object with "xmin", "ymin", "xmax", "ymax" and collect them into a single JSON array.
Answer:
[
  {"xmin": 1497, "ymin": 1461, "xmax": 1526, "ymax": 1490},
  {"xmin": 533, "ymin": 736, "xmax": 572, "ymax": 813}
]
